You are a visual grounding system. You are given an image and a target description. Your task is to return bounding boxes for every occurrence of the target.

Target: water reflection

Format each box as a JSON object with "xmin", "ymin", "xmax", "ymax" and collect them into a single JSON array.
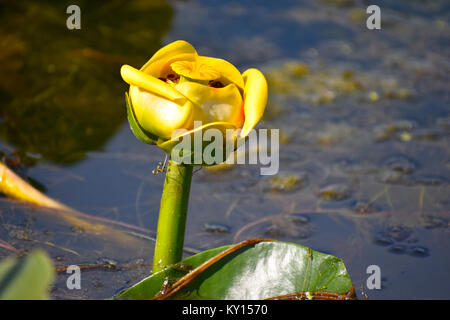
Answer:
[{"xmin": 0, "ymin": 0, "xmax": 173, "ymax": 163}]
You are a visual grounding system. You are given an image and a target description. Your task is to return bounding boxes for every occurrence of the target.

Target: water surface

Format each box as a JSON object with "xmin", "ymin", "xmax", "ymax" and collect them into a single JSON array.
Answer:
[{"xmin": 0, "ymin": 0, "xmax": 449, "ymax": 299}]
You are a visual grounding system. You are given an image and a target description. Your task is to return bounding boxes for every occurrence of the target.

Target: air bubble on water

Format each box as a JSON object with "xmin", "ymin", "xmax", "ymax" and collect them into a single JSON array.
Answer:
[
  {"xmin": 388, "ymin": 245, "xmax": 407, "ymax": 254},
  {"xmin": 408, "ymin": 246, "xmax": 430, "ymax": 257}
]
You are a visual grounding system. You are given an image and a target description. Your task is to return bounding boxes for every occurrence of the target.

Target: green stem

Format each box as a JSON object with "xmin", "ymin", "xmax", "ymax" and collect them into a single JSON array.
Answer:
[{"xmin": 152, "ymin": 160, "xmax": 193, "ymax": 273}]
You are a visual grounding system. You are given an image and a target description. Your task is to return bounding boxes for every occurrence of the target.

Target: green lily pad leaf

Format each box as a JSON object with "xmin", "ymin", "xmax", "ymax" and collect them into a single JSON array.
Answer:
[
  {"xmin": 0, "ymin": 250, "xmax": 55, "ymax": 300},
  {"xmin": 116, "ymin": 239, "xmax": 354, "ymax": 300},
  {"xmin": 125, "ymin": 92, "xmax": 159, "ymax": 145}
]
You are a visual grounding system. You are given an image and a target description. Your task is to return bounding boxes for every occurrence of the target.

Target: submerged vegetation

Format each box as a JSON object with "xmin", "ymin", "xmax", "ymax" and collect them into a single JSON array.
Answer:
[{"xmin": 0, "ymin": 0, "xmax": 173, "ymax": 163}]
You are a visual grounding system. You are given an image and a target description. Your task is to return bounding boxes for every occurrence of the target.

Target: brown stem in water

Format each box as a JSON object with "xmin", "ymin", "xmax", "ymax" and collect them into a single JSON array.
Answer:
[
  {"xmin": 266, "ymin": 287, "xmax": 356, "ymax": 300},
  {"xmin": 152, "ymin": 238, "xmax": 273, "ymax": 300}
]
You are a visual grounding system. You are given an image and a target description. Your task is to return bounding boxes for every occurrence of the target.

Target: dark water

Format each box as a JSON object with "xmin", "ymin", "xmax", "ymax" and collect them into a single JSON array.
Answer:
[{"xmin": 0, "ymin": 0, "xmax": 449, "ymax": 299}]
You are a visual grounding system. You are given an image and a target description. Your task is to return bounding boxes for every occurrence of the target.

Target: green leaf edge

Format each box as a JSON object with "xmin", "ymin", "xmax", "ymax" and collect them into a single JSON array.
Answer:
[
  {"xmin": 125, "ymin": 92, "xmax": 159, "ymax": 145},
  {"xmin": 0, "ymin": 249, "xmax": 54, "ymax": 300}
]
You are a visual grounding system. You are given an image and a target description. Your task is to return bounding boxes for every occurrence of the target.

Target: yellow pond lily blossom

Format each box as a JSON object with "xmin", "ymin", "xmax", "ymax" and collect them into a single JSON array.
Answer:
[{"xmin": 120, "ymin": 40, "xmax": 267, "ymax": 164}]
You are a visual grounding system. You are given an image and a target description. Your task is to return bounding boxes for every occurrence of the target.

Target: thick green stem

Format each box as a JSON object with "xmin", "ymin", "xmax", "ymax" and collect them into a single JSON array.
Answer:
[{"xmin": 152, "ymin": 160, "xmax": 193, "ymax": 273}]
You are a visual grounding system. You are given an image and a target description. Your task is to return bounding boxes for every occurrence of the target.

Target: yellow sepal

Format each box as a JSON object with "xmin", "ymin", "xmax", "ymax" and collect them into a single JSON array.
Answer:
[
  {"xmin": 197, "ymin": 56, "xmax": 245, "ymax": 92},
  {"xmin": 141, "ymin": 40, "xmax": 197, "ymax": 77},
  {"xmin": 240, "ymin": 68, "xmax": 268, "ymax": 137},
  {"xmin": 174, "ymin": 81, "xmax": 244, "ymax": 128},
  {"xmin": 121, "ymin": 65, "xmax": 186, "ymax": 103}
]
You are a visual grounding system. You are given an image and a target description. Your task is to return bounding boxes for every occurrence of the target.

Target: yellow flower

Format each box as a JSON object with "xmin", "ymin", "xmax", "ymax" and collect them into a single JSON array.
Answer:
[{"xmin": 120, "ymin": 40, "xmax": 267, "ymax": 163}]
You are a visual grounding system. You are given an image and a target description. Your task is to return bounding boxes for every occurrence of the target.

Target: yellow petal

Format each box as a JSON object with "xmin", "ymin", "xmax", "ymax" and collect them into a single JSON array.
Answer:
[
  {"xmin": 171, "ymin": 60, "xmax": 221, "ymax": 81},
  {"xmin": 197, "ymin": 56, "xmax": 245, "ymax": 92},
  {"xmin": 121, "ymin": 65, "xmax": 186, "ymax": 103},
  {"xmin": 175, "ymin": 81, "xmax": 244, "ymax": 128},
  {"xmin": 141, "ymin": 40, "xmax": 198, "ymax": 77},
  {"xmin": 240, "ymin": 68, "xmax": 268, "ymax": 137}
]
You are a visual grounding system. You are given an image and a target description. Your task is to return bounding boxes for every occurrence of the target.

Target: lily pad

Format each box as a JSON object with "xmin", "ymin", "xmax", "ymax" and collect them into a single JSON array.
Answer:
[{"xmin": 116, "ymin": 239, "xmax": 354, "ymax": 300}]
